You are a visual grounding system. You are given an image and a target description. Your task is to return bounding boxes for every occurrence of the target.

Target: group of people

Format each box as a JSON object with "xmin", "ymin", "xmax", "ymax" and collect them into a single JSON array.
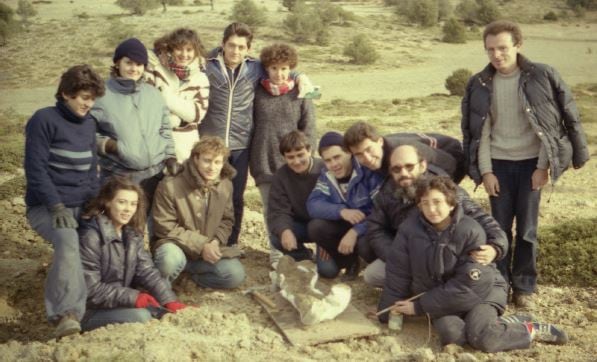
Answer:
[{"xmin": 24, "ymin": 17, "xmax": 588, "ymax": 354}]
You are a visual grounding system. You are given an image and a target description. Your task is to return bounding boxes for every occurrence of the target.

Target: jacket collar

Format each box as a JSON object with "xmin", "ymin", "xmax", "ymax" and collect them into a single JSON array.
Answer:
[
  {"xmin": 108, "ymin": 77, "xmax": 141, "ymax": 95},
  {"xmin": 479, "ymin": 53, "xmax": 533, "ymax": 83},
  {"xmin": 96, "ymin": 214, "xmax": 123, "ymax": 244}
]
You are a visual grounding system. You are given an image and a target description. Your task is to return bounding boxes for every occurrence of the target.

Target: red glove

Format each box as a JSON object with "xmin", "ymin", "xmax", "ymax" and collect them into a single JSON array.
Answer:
[
  {"xmin": 164, "ymin": 301, "xmax": 187, "ymax": 313},
  {"xmin": 135, "ymin": 293, "xmax": 160, "ymax": 308}
]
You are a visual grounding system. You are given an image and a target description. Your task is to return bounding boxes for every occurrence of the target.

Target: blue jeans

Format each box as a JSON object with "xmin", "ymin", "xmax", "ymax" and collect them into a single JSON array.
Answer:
[
  {"xmin": 270, "ymin": 220, "xmax": 313, "ymax": 262},
  {"xmin": 81, "ymin": 308, "xmax": 152, "ymax": 331},
  {"xmin": 490, "ymin": 158, "xmax": 541, "ymax": 294},
  {"xmin": 228, "ymin": 148, "xmax": 250, "ymax": 245},
  {"xmin": 27, "ymin": 205, "xmax": 86, "ymax": 323},
  {"xmin": 153, "ymin": 243, "xmax": 245, "ymax": 289}
]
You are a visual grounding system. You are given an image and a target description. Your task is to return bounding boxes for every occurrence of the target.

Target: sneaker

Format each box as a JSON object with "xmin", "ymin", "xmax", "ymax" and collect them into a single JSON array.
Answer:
[
  {"xmin": 499, "ymin": 313, "xmax": 537, "ymax": 324},
  {"xmin": 529, "ymin": 322, "xmax": 568, "ymax": 345},
  {"xmin": 270, "ymin": 247, "xmax": 283, "ymax": 270},
  {"xmin": 513, "ymin": 292, "xmax": 535, "ymax": 309},
  {"xmin": 54, "ymin": 314, "xmax": 81, "ymax": 339}
]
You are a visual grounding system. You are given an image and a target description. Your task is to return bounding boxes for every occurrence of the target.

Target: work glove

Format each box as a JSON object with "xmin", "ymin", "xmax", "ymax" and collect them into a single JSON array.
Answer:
[
  {"xmin": 135, "ymin": 292, "xmax": 160, "ymax": 308},
  {"xmin": 50, "ymin": 203, "xmax": 78, "ymax": 229},
  {"xmin": 165, "ymin": 157, "xmax": 183, "ymax": 176},
  {"xmin": 105, "ymin": 138, "xmax": 118, "ymax": 155},
  {"xmin": 164, "ymin": 301, "xmax": 188, "ymax": 313}
]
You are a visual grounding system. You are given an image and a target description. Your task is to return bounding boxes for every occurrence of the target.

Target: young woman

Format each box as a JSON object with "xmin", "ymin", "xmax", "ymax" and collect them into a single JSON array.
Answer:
[
  {"xmin": 249, "ymin": 43, "xmax": 316, "ymax": 267},
  {"xmin": 24, "ymin": 64, "xmax": 104, "ymax": 338},
  {"xmin": 145, "ymin": 28, "xmax": 210, "ymax": 161},
  {"xmin": 91, "ymin": 37, "xmax": 181, "ymax": 214},
  {"xmin": 78, "ymin": 177, "xmax": 186, "ymax": 332},
  {"xmin": 378, "ymin": 176, "xmax": 567, "ymax": 352}
]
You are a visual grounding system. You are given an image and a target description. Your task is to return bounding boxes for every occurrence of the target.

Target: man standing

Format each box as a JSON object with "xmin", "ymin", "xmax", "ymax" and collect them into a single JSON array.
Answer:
[
  {"xmin": 152, "ymin": 136, "xmax": 245, "ymax": 289},
  {"xmin": 268, "ymin": 131, "xmax": 324, "ymax": 264},
  {"xmin": 461, "ymin": 20, "xmax": 589, "ymax": 308},
  {"xmin": 363, "ymin": 145, "xmax": 507, "ymax": 288},
  {"xmin": 307, "ymin": 132, "xmax": 383, "ymax": 280}
]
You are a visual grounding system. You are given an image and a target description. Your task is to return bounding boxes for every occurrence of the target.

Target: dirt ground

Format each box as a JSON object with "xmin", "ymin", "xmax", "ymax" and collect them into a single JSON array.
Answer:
[{"xmin": 0, "ymin": 0, "xmax": 596, "ymax": 361}]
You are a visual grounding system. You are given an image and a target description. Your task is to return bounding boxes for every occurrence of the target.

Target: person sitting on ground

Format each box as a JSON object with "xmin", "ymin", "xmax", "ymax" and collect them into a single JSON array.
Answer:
[
  {"xmin": 249, "ymin": 42, "xmax": 317, "ymax": 269},
  {"xmin": 24, "ymin": 64, "xmax": 105, "ymax": 338},
  {"xmin": 145, "ymin": 27, "xmax": 210, "ymax": 161},
  {"xmin": 307, "ymin": 132, "xmax": 383, "ymax": 280},
  {"xmin": 344, "ymin": 121, "xmax": 465, "ymax": 183},
  {"xmin": 361, "ymin": 145, "xmax": 507, "ymax": 288},
  {"xmin": 378, "ymin": 176, "xmax": 568, "ymax": 352},
  {"xmin": 268, "ymin": 131, "xmax": 324, "ymax": 266},
  {"xmin": 91, "ymin": 37, "xmax": 181, "ymax": 216},
  {"xmin": 78, "ymin": 177, "xmax": 187, "ymax": 332},
  {"xmin": 152, "ymin": 136, "xmax": 246, "ymax": 289}
]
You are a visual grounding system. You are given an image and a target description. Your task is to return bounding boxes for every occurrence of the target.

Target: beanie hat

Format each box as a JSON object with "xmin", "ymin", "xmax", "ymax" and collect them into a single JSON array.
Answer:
[
  {"xmin": 113, "ymin": 38, "xmax": 148, "ymax": 66},
  {"xmin": 318, "ymin": 131, "xmax": 345, "ymax": 156}
]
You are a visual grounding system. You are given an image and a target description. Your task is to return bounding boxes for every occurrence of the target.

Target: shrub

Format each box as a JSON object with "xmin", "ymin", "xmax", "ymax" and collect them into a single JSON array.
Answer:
[
  {"xmin": 317, "ymin": 0, "xmax": 355, "ymax": 26},
  {"xmin": 282, "ymin": 0, "xmax": 301, "ymax": 11},
  {"xmin": 397, "ymin": 0, "xmax": 439, "ymax": 27},
  {"xmin": 566, "ymin": 0, "xmax": 597, "ymax": 10},
  {"xmin": 543, "ymin": 11, "xmax": 558, "ymax": 21},
  {"xmin": 0, "ymin": 3, "xmax": 20, "ymax": 46},
  {"xmin": 445, "ymin": 68, "xmax": 472, "ymax": 96},
  {"xmin": 16, "ymin": 0, "xmax": 36, "ymax": 22},
  {"xmin": 230, "ymin": 0, "xmax": 267, "ymax": 27},
  {"xmin": 438, "ymin": 0, "xmax": 452, "ymax": 20},
  {"xmin": 475, "ymin": 0, "xmax": 500, "ymax": 24},
  {"xmin": 343, "ymin": 34, "xmax": 379, "ymax": 65},
  {"xmin": 115, "ymin": 0, "xmax": 161, "ymax": 15},
  {"xmin": 442, "ymin": 18, "xmax": 466, "ymax": 44},
  {"xmin": 455, "ymin": 0, "xmax": 479, "ymax": 24},
  {"xmin": 284, "ymin": 2, "xmax": 325, "ymax": 43}
]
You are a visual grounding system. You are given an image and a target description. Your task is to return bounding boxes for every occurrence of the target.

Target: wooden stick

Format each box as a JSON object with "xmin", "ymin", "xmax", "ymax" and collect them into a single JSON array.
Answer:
[
  {"xmin": 251, "ymin": 290, "xmax": 278, "ymax": 309},
  {"xmin": 375, "ymin": 292, "xmax": 426, "ymax": 316}
]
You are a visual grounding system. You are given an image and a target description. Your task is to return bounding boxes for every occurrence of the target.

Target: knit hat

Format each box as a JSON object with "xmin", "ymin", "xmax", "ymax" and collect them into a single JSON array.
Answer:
[
  {"xmin": 113, "ymin": 38, "xmax": 148, "ymax": 66},
  {"xmin": 318, "ymin": 131, "xmax": 344, "ymax": 156}
]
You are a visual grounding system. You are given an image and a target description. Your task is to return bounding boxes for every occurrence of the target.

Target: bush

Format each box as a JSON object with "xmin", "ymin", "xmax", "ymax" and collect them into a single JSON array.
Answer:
[
  {"xmin": 566, "ymin": 0, "xmax": 597, "ymax": 10},
  {"xmin": 284, "ymin": 2, "xmax": 326, "ymax": 43},
  {"xmin": 543, "ymin": 11, "xmax": 558, "ymax": 21},
  {"xmin": 16, "ymin": 0, "xmax": 36, "ymax": 22},
  {"xmin": 442, "ymin": 18, "xmax": 466, "ymax": 44},
  {"xmin": 317, "ymin": 0, "xmax": 356, "ymax": 26},
  {"xmin": 475, "ymin": 0, "xmax": 500, "ymax": 24},
  {"xmin": 343, "ymin": 34, "xmax": 379, "ymax": 65},
  {"xmin": 438, "ymin": 0, "xmax": 452, "ymax": 20},
  {"xmin": 0, "ymin": 3, "xmax": 18, "ymax": 45},
  {"xmin": 445, "ymin": 68, "xmax": 472, "ymax": 96},
  {"xmin": 115, "ymin": 0, "xmax": 161, "ymax": 15},
  {"xmin": 230, "ymin": 0, "xmax": 267, "ymax": 27},
  {"xmin": 282, "ymin": 0, "xmax": 301, "ymax": 11},
  {"xmin": 397, "ymin": 0, "xmax": 439, "ymax": 27}
]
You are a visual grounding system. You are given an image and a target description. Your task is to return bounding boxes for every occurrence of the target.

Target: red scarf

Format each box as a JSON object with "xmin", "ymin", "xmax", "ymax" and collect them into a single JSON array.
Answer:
[
  {"xmin": 168, "ymin": 61, "xmax": 191, "ymax": 80},
  {"xmin": 261, "ymin": 78, "xmax": 295, "ymax": 96}
]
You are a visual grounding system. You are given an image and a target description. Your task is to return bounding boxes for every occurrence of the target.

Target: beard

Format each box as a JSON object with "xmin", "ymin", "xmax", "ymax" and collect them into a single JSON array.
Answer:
[{"xmin": 393, "ymin": 180, "xmax": 417, "ymax": 201}]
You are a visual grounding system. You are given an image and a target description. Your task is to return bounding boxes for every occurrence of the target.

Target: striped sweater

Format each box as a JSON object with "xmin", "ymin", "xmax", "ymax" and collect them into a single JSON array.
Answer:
[{"xmin": 25, "ymin": 101, "xmax": 99, "ymax": 208}]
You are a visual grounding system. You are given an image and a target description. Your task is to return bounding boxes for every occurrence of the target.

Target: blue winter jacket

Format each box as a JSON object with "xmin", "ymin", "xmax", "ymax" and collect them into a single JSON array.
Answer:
[
  {"xmin": 307, "ymin": 158, "xmax": 383, "ymax": 236},
  {"xmin": 25, "ymin": 101, "xmax": 99, "ymax": 208}
]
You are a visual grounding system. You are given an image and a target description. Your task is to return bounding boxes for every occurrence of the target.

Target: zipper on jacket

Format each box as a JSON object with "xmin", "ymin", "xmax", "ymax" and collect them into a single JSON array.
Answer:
[{"xmin": 217, "ymin": 56, "xmax": 245, "ymax": 148}]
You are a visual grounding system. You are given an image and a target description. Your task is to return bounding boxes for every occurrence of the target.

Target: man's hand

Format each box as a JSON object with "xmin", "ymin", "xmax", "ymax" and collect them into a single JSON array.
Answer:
[
  {"xmin": 393, "ymin": 301, "xmax": 415, "ymax": 316},
  {"xmin": 340, "ymin": 209, "xmax": 366, "ymax": 225},
  {"xmin": 281, "ymin": 229, "xmax": 297, "ymax": 251},
  {"xmin": 470, "ymin": 245, "xmax": 497, "ymax": 265},
  {"xmin": 531, "ymin": 168, "xmax": 549, "ymax": 191},
  {"xmin": 165, "ymin": 157, "xmax": 183, "ymax": 176},
  {"xmin": 482, "ymin": 172, "xmax": 500, "ymax": 197},
  {"xmin": 201, "ymin": 240, "xmax": 222, "ymax": 264},
  {"xmin": 105, "ymin": 138, "xmax": 118, "ymax": 155},
  {"xmin": 338, "ymin": 228, "xmax": 358, "ymax": 255}
]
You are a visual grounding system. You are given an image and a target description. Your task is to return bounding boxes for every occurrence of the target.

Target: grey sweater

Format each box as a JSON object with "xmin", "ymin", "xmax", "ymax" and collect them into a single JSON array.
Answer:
[{"xmin": 249, "ymin": 86, "xmax": 316, "ymax": 186}]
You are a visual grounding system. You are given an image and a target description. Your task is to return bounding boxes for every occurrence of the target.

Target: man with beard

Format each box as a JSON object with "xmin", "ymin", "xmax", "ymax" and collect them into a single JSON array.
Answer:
[{"xmin": 361, "ymin": 145, "xmax": 507, "ymax": 287}]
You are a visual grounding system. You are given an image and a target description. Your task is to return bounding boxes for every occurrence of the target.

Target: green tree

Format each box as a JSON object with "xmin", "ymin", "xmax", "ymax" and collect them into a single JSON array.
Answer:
[
  {"xmin": 445, "ymin": 68, "xmax": 472, "ymax": 96},
  {"xmin": 442, "ymin": 18, "xmax": 466, "ymax": 44},
  {"xmin": 455, "ymin": 0, "xmax": 478, "ymax": 24},
  {"xmin": 476, "ymin": 0, "xmax": 500, "ymax": 24},
  {"xmin": 16, "ymin": 0, "xmax": 36, "ymax": 22},
  {"xmin": 398, "ymin": 0, "xmax": 439, "ymax": 27},
  {"xmin": 438, "ymin": 0, "xmax": 452, "ymax": 20},
  {"xmin": 230, "ymin": 0, "xmax": 267, "ymax": 28},
  {"xmin": 115, "ymin": 0, "xmax": 161, "ymax": 15},
  {"xmin": 283, "ymin": 2, "xmax": 325, "ymax": 43},
  {"xmin": 343, "ymin": 34, "xmax": 379, "ymax": 65}
]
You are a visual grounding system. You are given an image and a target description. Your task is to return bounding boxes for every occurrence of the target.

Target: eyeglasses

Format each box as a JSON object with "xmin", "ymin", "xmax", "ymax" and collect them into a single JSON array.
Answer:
[{"xmin": 390, "ymin": 161, "xmax": 420, "ymax": 173}]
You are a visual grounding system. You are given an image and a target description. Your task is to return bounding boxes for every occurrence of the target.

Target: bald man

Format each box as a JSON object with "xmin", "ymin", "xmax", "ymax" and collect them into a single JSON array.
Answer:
[{"xmin": 361, "ymin": 145, "xmax": 507, "ymax": 287}]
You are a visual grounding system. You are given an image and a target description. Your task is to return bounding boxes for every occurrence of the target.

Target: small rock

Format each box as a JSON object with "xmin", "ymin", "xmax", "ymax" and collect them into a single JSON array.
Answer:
[{"xmin": 443, "ymin": 344, "xmax": 464, "ymax": 355}]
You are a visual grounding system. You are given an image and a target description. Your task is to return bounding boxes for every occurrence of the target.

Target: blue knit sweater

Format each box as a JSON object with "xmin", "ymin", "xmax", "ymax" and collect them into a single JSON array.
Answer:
[{"xmin": 25, "ymin": 101, "xmax": 99, "ymax": 208}]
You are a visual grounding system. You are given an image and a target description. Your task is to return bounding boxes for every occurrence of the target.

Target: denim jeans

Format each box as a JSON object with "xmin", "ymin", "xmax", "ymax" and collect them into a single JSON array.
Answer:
[
  {"xmin": 228, "ymin": 148, "xmax": 250, "ymax": 245},
  {"xmin": 153, "ymin": 243, "xmax": 245, "ymax": 289},
  {"xmin": 490, "ymin": 158, "xmax": 541, "ymax": 294},
  {"xmin": 27, "ymin": 205, "xmax": 86, "ymax": 323},
  {"xmin": 269, "ymin": 219, "xmax": 313, "ymax": 262},
  {"xmin": 81, "ymin": 308, "xmax": 152, "ymax": 331}
]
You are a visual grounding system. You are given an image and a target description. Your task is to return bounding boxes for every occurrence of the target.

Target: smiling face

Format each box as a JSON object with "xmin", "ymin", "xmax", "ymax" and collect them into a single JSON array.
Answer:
[
  {"xmin": 222, "ymin": 35, "xmax": 249, "ymax": 69},
  {"xmin": 349, "ymin": 137, "xmax": 384, "ymax": 171},
  {"xmin": 115, "ymin": 56, "xmax": 145, "ymax": 81},
  {"xmin": 106, "ymin": 189, "xmax": 139, "ymax": 232},
  {"xmin": 194, "ymin": 151, "xmax": 224, "ymax": 182},
  {"xmin": 321, "ymin": 145, "xmax": 353, "ymax": 179},
  {"xmin": 266, "ymin": 62, "xmax": 291, "ymax": 86},
  {"xmin": 389, "ymin": 146, "xmax": 427, "ymax": 189},
  {"xmin": 418, "ymin": 188, "xmax": 454, "ymax": 229},
  {"xmin": 63, "ymin": 90, "xmax": 96, "ymax": 117},
  {"xmin": 172, "ymin": 42, "xmax": 196, "ymax": 67},
  {"xmin": 485, "ymin": 31, "xmax": 520, "ymax": 75},
  {"xmin": 283, "ymin": 147, "xmax": 312, "ymax": 174}
]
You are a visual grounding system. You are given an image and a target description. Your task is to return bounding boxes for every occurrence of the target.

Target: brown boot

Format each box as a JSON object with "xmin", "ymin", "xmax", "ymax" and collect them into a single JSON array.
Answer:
[{"xmin": 513, "ymin": 292, "xmax": 535, "ymax": 310}]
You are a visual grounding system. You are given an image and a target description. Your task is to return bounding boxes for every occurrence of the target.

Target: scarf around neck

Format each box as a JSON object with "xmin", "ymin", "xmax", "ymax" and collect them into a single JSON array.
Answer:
[
  {"xmin": 168, "ymin": 60, "xmax": 192, "ymax": 80},
  {"xmin": 261, "ymin": 78, "xmax": 295, "ymax": 96}
]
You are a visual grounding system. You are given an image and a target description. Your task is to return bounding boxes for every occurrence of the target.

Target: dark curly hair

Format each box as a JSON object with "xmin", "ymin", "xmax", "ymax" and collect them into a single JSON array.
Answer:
[
  {"xmin": 154, "ymin": 27, "xmax": 207, "ymax": 60},
  {"xmin": 415, "ymin": 176, "xmax": 458, "ymax": 207},
  {"xmin": 55, "ymin": 64, "xmax": 105, "ymax": 101},
  {"xmin": 260, "ymin": 43, "xmax": 298, "ymax": 69}
]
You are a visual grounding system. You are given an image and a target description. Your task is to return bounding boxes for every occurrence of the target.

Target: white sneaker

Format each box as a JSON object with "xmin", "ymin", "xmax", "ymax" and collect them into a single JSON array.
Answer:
[{"xmin": 270, "ymin": 247, "xmax": 283, "ymax": 270}]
